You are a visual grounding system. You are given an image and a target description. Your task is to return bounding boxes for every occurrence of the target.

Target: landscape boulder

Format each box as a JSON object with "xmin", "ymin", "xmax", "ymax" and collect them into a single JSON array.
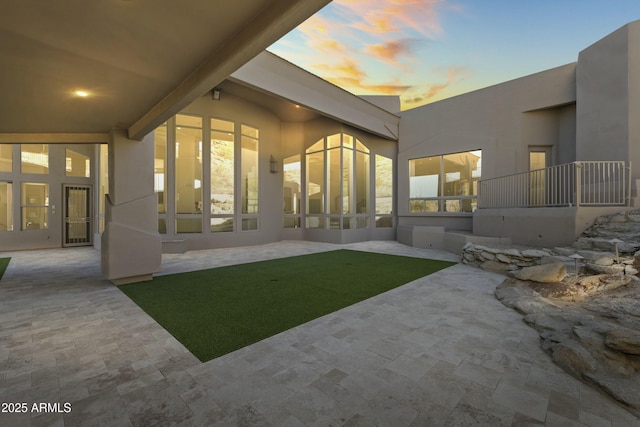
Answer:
[
  {"xmin": 605, "ymin": 327, "xmax": 640, "ymax": 355},
  {"xmin": 509, "ymin": 262, "xmax": 567, "ymax": 283}
]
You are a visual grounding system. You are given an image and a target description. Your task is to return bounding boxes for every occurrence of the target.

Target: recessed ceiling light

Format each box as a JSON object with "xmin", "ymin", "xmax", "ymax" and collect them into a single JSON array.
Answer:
[{"xmin": 74, "ymin": 90, "xmax": 89, "ymax": 97}]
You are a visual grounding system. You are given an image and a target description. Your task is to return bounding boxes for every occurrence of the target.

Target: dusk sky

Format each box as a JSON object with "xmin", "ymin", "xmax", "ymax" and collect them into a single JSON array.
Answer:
[{"xmin": 268, "ymin": 1, "xmax": 640, "ymax": 111}]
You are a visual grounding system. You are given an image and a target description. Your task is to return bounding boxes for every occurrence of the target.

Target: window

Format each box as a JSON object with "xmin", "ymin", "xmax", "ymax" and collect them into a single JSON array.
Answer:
[
  {"xmin": 283, "ymin": 155, "xmax": 301, "ymax": 228},
  {"xmin": 241, "ymin": 124, "xmax": 259, "ymax": 230},
  {"xmin": 0, "ymin": 182, "xmax": 12, "ymax": 231},
  {"xmin": 409, "ymin": 150, "xmax": 481, "ymax": 213},
  {"xmin": 175, "ymin": 114, "xmax": 203, "ymax": 233},
  {"xmin": 306, "ymin": 141, "xmax": 324, "ymax": 228},
  {"xmin": 21, "ymin": 183, "xmax": 48, "ymax": 230},
  {"xmin": 0, "ymin": 144, "xmax": 11, "ymax": 173},
  {"xmin": 375, "ymin": 154, "xmax": 393, "ymax": 227},
  {"xmin": 355, "ymin": 142, "xmax": 370, "ymax": 229},
  {"xmin": 305, "ymin": 133, "xmax": 370, "ymax": 229},
  {"xmin": 154, "ymin": 124, "xmax": 167, "ymax": 233},
  {"xmin": 99, "ymin": 144, "xmax": 108, "ymax": 233},
  {"xmin": 211, "ymin": 118, "xmax": 235, "ymax": 232},
  {"xmin": 66, "ymin": 148, "xmax": 91, "ymax": 177},
  {"xmin": 21, "ymin": 144, "xmax": 48, "ymax": 174}
]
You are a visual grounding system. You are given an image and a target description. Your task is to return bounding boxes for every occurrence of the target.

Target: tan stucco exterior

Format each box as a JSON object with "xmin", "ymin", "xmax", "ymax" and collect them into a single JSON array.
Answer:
[{"xmin": 2, "ymin": 16, "xmax": 640, "ymax": 281}]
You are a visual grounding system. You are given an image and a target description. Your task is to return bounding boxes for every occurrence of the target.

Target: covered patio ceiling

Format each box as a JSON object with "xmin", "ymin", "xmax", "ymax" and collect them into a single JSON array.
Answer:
[{"xmin": 0, "ymin": 0, "xmax": 330, "ymax": 142}]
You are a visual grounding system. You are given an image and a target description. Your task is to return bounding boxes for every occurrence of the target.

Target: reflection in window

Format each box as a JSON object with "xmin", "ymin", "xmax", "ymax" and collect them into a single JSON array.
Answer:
[
  {"xmin": 409, "ymin": 150, "xmax": 481, "ymax": 213},
  {"xmin": 283, "ymin": 155, "xmax": 301, "ymax": 228},
  {"xmin": 306, "ymin": 143, "xmax": 324, "ymax": 215},
  {"xmin": 154, "ymin": 124, "xmax": 167, "ymax": 233},
  {"xmin": 0, "ymin": 182, "xmax": 13, "ymax": 231},
  {"xmin": 305, "ymin": 133, "xmax": 370, "ymax": 229},
  {"xmin": 355, "ymin": 148, "xmax": 369, "ymax": 214},
  {"xmin": 21, "ymin": 144, "xmax": 49, "ymax": 174},
  {"xmin": 175, "ymin": 114, "xmax": 203, "ymax": 233},
  {"xmin": 375, "ymin": 154, "xmax": 393, "ymax": 227},
  {"xmin": 99, "ymin": 144, "xmax": 108, "ymax": 233},
  {"xmin": 328, "ymin": 145, "xmax": 343, "ymax": 214},
  {"xmin": 66, "ymin": 148, "xmax": 91, "ymax": 177},
  {"xmin": 210, "ymin": 217, "xmax": 234, "ymax": 233},
  {"xmin": 0, "ymin": 145, "xmax": 11, "ymax": 173},
  {"xmin": 241, "ymin": 125, "xmax": 259, "ymax": 215},
  {"xmin": 21, "ymin": 183, "xmax": 48, "ymax": 230},
  {"xmin": 211, "ymin": 118, "xmax": 234, "ymax": 232}
]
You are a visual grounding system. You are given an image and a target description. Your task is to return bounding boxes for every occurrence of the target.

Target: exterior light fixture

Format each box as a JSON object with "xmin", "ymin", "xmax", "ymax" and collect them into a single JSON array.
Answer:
[
  {"xmin": 569, "ymin": 253, "xmax": 584, "ymax": 277},
  {"xmin": 74, "ymin": 90, "xmax": 89, "ymax": 97},
  {"xmin": 270, "ymin": 155, "xmax": 278, "ymax": 173},
  {"xmin": 610, "ymin": 238, "xmax": 624, "ymax": 263},
  {"xmin": 212, "ymin": 89, "xmax": 221, "ymax": 100}
]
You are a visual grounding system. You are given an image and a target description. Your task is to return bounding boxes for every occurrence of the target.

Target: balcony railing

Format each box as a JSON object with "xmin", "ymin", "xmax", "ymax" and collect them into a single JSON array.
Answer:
[{"xmin": 478, "ymin": 161, "xmax": 632, "ymax": 209}]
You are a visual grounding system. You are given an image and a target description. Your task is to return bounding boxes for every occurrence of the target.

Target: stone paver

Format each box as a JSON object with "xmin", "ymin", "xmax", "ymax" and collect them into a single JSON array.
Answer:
[{"xmin": 0, "ymin": 241, "xmax": 638, "ymax": 426}]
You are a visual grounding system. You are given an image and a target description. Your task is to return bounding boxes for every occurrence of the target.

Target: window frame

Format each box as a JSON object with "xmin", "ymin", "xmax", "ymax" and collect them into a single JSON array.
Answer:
[{"xmin": 409, "ymin": 149, "xmax": 482, "ymax": 215}]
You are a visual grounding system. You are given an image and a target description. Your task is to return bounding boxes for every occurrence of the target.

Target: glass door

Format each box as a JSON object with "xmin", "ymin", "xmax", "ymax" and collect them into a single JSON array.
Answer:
[
  {"xmin": 529, "ymin": 147, "xmax": 551, "ymax": 206},
  {"xmin": 63, "ymin": 184, "xmax": 92, "ymax": 246}
]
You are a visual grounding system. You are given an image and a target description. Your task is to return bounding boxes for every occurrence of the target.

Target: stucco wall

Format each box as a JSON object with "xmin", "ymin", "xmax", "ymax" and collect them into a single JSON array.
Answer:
[
  {"xmin": 177, "ymin": 93, "xmax": 284, "ymax": 250},
  {"xmin": 0, "ymin": 144, "xmax": 95, "ymax": 251},
  {"xmin": 397, "ymin": 63, "xmax": 577, "ymax": 231},
  {"xmin": 576, "ymin": 24, "xmax": 631, "ymax": 163}
]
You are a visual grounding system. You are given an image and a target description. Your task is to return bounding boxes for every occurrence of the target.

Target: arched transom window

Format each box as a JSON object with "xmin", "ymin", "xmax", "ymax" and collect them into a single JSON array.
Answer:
[{"xmin": 305, "ymin": 133, "xmax": 370, "ymax": 230}]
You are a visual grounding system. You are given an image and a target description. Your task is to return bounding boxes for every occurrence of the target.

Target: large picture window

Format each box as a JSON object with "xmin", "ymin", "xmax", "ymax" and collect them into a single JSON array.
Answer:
[
  {"xmin": 211, "ymin": 118, "xmax": 235, "ymax": 232},
  {"xmin": 154, "ymin": 114, "xmax": 261, "ymax": 237},
  {"xmin": 375, "ymin": 154, "xmax": 393, "ymax": 227},
  {"xmin": 154, "ymin": 123, "xmax": 167, "ymax": 233},
  {"xmin": 283, "ymin": 155, "xmax": 301, "ymax": 228},
  {"xmin": 241, "ymin": 124, "xmax": 259, "ymax": 231},
  {"xmin": 175, "ymin": 114, "xmax": 203, "ymax": 233},
  {"xmin": 305, "ymin": 133, "xmax": 370, "ymax": 229},
  {"xmin": 409, "ymin": 150, "xmax": 481, "ymax": 213}
]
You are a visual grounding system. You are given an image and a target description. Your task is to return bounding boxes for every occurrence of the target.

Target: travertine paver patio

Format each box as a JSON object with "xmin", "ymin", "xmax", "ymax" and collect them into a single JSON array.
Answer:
[{"xmin": 0, "ymin": 241, "xmax": 638, "ymax": 426}]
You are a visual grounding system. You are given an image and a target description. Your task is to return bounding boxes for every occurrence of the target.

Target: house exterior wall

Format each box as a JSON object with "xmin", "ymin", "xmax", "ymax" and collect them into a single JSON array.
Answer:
[
  {"xmin": 577, "ymin": 20, "xmax": 640, "ymax": 196},
  {"xmin": 152, "ymin": 90, "xmax": 398, "ymax": 252},
  {"xmin": 396, "ymin": 20, "xmax": 639, "ymax": 248},
  {"xmin": 398, "ymin": 63, "xmax": 577, "ymax": 232},
  {"xmin": 174, "ymin": 91, "xmax": 284, "ymax": 251},
  {"xmin": 0, "ymin": 143, "xmax": 96, "ymax": 251},
  {"xmin": 301, "ymin": 116, "xmax": 397, "ymax": 244}
]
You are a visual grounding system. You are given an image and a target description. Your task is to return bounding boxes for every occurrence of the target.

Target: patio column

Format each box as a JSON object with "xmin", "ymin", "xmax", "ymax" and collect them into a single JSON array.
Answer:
[{"xmin": 101, "ymin": 129, "xmax": 161, "ymax": 285}]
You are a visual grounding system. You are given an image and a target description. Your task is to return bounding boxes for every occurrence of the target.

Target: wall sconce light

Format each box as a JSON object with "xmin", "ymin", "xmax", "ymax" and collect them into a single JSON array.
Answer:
[
  {"xmin": 212, "ymin": 89, "xmax": 221, "ymax": 100},
  {"xmin": 270, "ymin": 155, "xmax": 278, "ymax": 173}
]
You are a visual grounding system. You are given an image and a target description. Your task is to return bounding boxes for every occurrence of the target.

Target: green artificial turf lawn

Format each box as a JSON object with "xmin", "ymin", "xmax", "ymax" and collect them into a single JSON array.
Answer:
[
  {"xmin": 0, "ymin": 257, "xmax": 9, "ymax": 281},
  {"xmin": 120, "ymin": 249, "xmax": 456, "ymax": 362}
]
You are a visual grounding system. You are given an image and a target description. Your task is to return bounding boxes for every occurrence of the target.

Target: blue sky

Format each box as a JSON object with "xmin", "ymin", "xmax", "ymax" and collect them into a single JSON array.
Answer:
[{"xmin": 268, "ymin": 0, "xmax": 640, "ymax": 110}]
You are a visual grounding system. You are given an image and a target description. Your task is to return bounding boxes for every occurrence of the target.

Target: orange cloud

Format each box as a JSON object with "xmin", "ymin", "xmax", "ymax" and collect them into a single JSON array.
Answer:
[
  {"xmin": 364, "ymin": 39, "xmax": 420, "ymax": 65},
  {"xmin": 271, "ymin": 0, "xmax": 468, "ymax": 110},
  {"xmin": 401, "ymin": 65, "xmax": 471, "ymax": 108},
  {"xmin": 334, "ymin": 0, "xmax": 453, "ymax": 38},
  {"xmin": 329, "ymin": 77, "xmax": 414, "ymax": 95},
  {"xmin": 313, "ymin": 58, "xmax": 367, "ymax": 82},
  {"xmin": 312, "ymin": 58, "xmax": 414, "ymax": 95}
]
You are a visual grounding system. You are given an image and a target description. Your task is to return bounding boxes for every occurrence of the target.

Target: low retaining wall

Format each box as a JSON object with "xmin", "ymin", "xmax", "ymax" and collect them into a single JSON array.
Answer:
[{"xmin": 461, "ymin": 243, "xmax": 639, "ymax": 275}]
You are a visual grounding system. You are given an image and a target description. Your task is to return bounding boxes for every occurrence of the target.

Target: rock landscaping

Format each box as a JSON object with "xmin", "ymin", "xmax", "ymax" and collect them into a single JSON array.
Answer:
[{"xmin": 465, "ymin": 209, "xmax": 640, "ymax": 416}]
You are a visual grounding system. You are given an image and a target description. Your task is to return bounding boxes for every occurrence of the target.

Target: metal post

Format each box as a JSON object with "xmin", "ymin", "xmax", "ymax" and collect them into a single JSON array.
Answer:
[
  {"xmin": 628, "ymin": 161, "xmax": 633, "ymax": 207},
  {"xmin": 575, "ymin": 162, "xmax": 582, "ymax": 207}
]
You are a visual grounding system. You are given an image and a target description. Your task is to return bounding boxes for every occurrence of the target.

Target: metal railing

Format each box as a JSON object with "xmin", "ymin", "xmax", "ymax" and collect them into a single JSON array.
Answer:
[{"xmin": 478, "ymin": 161, "xmax": 631, "ymax": 209}]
